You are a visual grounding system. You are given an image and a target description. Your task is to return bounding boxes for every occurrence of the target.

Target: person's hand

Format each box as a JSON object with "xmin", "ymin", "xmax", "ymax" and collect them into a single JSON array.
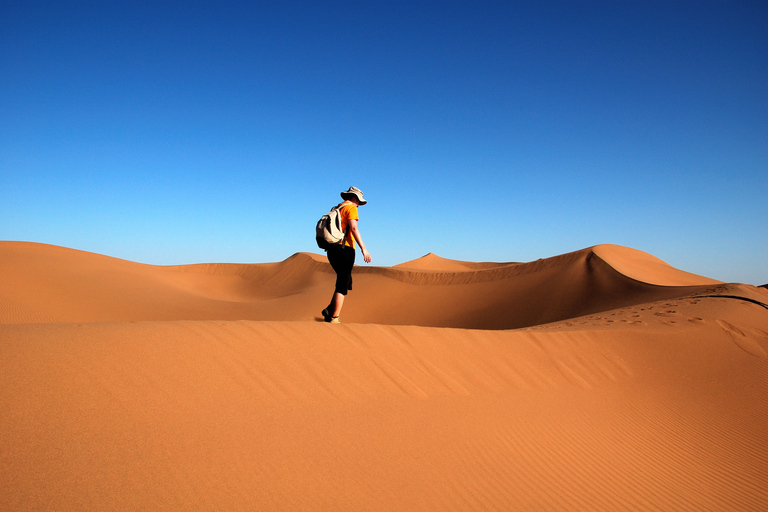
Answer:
[{"xmin": 362, "ymin": 248, "xmax": 372, "ymax": 263}]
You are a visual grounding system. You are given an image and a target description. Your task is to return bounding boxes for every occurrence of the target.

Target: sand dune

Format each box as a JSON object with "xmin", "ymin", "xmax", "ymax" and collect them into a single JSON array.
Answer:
[
  {"xmin": 0, "ymin": 241, "xmax": 722, "ymax": 328},
  {"xmin": 1, "ymin": 241, "xmax": 767, "ymax": 511},
  {"xmin": 394, "ymin": 252, "xmax": 513, "ymax": 271}
]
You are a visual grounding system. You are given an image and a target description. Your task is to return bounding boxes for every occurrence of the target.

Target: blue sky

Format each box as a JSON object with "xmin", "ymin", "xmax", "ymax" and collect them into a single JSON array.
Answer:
[{"xmin": 1, "ymin": 1, "xmax": 766, "ymax": 284}]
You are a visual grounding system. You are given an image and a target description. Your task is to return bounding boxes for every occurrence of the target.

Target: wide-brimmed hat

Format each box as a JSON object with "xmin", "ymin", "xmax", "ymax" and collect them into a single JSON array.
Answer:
[{"xmin": 340, "ymin": 186, "xmax": 367, "ymax": 205}]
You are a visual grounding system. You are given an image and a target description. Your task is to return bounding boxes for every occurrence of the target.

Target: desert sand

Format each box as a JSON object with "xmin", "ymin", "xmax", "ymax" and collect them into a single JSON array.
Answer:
[{"xmin": 1, "ymin": 241, "xmax": 767, "ymax": 511}]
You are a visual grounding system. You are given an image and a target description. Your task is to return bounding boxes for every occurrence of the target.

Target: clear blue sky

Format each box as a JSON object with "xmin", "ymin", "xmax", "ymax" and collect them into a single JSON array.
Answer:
[{"xmin": 2, "ymin": 1, "xmax": 766, "ymax": 284}]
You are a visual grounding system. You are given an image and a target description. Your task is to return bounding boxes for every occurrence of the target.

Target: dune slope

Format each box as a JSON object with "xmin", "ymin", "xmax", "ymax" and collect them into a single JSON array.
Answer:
[
  {"xmin": 2, "ymin": 300, "xmax": 767, "ymax": 510},
  {"xmin": 2, "ymin": 241, "xmax": 766, "ymax": 511}
]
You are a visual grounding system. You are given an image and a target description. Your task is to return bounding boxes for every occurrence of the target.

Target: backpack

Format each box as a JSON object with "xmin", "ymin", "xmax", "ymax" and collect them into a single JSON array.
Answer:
[{"xmin": 315, "ymin": 204, "xmax": 349, "ymax": 250}]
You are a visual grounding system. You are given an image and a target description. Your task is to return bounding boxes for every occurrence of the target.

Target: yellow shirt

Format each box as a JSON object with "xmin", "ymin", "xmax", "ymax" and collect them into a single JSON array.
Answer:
[{"xmin": 338, "ymin": 201, "xmax": 359, "ymax": 249}]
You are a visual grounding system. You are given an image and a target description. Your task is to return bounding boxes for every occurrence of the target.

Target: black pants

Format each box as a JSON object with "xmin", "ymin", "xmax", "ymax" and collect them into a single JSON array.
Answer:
[{"xmin": 327, "ymin": 244, "xmax": 355, "ymax": 295}]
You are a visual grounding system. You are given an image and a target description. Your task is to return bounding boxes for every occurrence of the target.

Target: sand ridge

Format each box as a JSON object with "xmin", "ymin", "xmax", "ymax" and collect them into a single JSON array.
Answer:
[
  {"xmin": 1, "ymin": 241, "xmax": 767, "ymax": 511},
  {"xmin": 0, "ymin": 241, "xmax": 724, "ymax": 328}
]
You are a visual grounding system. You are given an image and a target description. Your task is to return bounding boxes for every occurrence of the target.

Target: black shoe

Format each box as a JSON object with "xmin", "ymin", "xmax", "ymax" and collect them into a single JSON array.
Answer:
[{"xmin": 322, "ymin": 307, "xmax": 332, "ymax": 322}]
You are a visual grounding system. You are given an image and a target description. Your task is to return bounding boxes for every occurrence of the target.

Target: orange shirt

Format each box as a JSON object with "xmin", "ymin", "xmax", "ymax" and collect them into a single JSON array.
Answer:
[{"xmin": 338, "ymin": 201, "xmax": 359, "ymax": 249}]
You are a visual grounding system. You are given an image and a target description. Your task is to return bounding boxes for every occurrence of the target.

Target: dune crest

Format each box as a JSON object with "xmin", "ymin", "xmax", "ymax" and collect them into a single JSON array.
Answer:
[
  {"xmin": 592, "ymin": 244, "xmax": 721, "ymax": 286},
  {"xmin": 395, "ymin": 252, "xmax": 512, "ymax": 271}
]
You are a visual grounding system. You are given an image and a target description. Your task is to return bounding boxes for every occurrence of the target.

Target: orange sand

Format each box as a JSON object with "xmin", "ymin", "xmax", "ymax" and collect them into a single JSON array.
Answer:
[{"xmin": 1, "ymin": 241, "xmax": 767, "ymax": 511}]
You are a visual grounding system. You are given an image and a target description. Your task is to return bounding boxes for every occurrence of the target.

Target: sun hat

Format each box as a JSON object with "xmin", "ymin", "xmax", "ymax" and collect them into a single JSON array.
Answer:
[{"xmin": 340, "ymin": 186, "xmax": 367, "ymax": 205}]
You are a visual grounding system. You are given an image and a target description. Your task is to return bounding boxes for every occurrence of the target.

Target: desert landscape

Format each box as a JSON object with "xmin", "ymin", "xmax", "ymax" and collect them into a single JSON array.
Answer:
[{"xmin": 1, "ymin": 241, "xmax": 767, "ymax": 511}]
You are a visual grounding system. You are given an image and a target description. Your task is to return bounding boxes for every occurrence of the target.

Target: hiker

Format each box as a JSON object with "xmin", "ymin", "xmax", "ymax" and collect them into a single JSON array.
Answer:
[{"xmin": 322, "ymin": 186, "xmax": 372, "ymax": 323}]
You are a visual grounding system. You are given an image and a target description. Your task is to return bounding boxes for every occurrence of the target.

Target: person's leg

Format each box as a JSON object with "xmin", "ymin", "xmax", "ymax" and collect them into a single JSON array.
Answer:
[
  {"xmin": 322, "ymin": 296, "xmax": 333, "ymax": 321},
  {"xmin": 324, "ymin": 245, "xmax": 343, "ymax": 320},
  {"xmin": 331, "ymin": 292, "xmax": 345, "ymax": 317},
  {"xmin": 327, "ymin": 246, "xmax": 354, "ymax": 320},
  {"xmin": 323, "ymin": 291, "xmax": 344, "ymax": 318},
  {"xmin": 324, "ymin": 245, "xmax": 350, "ymax": 321}
]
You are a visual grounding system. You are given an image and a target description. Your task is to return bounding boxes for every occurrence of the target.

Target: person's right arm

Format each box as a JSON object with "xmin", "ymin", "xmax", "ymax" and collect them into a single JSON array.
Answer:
[{"xmin": 348, "ymin": 219, "xmax": 371, "ymax": 263}]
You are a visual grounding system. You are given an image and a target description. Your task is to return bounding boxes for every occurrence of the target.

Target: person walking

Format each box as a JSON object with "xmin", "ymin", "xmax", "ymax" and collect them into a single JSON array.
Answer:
[{"xmin": 322, "ymin": 186, "xmax": 372, "ymax": 323}]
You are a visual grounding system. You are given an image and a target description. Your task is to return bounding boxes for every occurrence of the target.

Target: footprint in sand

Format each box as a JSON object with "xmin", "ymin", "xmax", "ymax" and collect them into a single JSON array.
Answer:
[
  {"xmin": 687, "ymin": 317, "xmax": 704, "ymax": 324},
  {"xmin": 717, "ymin": 320, "xmax": 767, "ymax": 358},
  {"xmin": 654, "ymin": 310, "xmax": 678, "ymax": 317}
]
